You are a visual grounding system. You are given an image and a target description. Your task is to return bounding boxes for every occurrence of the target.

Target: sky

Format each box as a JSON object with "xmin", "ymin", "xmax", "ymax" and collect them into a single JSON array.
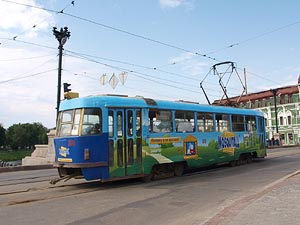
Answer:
[{"xmin": 0, "ymin": 0, "xmax": 300, "ymax": 129}]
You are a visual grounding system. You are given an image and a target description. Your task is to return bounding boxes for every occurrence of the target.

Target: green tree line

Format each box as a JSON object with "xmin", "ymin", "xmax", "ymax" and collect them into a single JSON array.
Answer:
[{"xmin": 0, "ymin": 123, "xmax": 49, "ymax": 150}]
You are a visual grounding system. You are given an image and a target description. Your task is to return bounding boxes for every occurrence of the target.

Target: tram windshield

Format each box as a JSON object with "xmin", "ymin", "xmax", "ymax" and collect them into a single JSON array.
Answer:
[{"xmin": 57, "ymin": 108, "xmax": 102, "ymax": 137}]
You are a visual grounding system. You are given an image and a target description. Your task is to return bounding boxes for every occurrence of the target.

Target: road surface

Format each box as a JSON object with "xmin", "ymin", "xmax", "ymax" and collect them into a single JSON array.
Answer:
[{"xmin": 1, "ymin": 147, "xmax": 299, "ymax": 225}]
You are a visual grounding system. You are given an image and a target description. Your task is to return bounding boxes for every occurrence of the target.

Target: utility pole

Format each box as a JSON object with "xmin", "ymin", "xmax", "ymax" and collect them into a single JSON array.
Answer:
[
  {"xmin": 53, "ymin": 27, "xmax": 70, "ymax": 120},
  {"xmin": 271, "ymin": 89, "xmax": 279, "ymax": 134},
  {"xmin": 244, "ymin": 68, "xmax": 248, "ymax": 95}
]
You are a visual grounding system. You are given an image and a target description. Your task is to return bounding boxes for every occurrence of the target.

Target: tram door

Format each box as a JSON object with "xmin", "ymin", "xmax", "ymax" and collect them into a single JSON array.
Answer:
[{"xmin": 108, "ymin": 108, "xmax": 143, "ymax": 178}]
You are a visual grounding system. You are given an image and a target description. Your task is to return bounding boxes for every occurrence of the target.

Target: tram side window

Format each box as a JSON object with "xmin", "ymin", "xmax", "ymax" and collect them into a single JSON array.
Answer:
[
  {"xmin": 71, "ymin": 109, "xmax": 81, "ymax": 135},
  {"xmin": 108, "ymin": 111, "xmax": 114, "ymax": 137},
  {"xmin": 197, "ymin": 112, "xmax": 214, "ymax": 132},
  {"xmin": 175, "ymin": 111, "xmax": 194, "ymax": 133},
  {"xmin": 149, "ymin": 110, "xmax": 172, "ymax": 133},
  {"xmin": 216, "ymin": 114, "xmax": 230, "ymax": 132},
  {"xmin": 127, "ymin": 110, "xmax": 133, "ymax": 137},
  {"xmin": 246, "ymin": 115, "xmax": 256, "ymax": 133},
  {"xmin": 82, "ymin": 108, "xmax": 102, "ymax": 135},
  {"xmin": 232, "ymin": 115, "xmax": 245, "ymax": 132},
  {"xmin": 257, "ymin": 116, "xmax": 264, "ymax": 133},
  {"xmin": 117, "ymin": 111, "xmax": 123, "ymax": 137},
  {"xmin": 136, "ymin": 110, "xmax": 141, "ymax": 136}
]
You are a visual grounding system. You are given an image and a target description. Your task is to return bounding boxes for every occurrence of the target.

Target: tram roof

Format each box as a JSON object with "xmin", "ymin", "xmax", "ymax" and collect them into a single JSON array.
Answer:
[{"xmin": 59, "ymin": 95, "xmax": 263, "ymax": 116}]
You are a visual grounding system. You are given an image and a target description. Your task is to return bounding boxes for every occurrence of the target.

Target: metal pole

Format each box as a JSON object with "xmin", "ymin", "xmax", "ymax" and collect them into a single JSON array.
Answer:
[
  {"xmin": 271, "ymin": 89, "xmax": 279, "ymax": 133},
  {"xmin": 244, "ymin": 68, "xmax": 248, "ymax": 95},
  {"xmin": 53, "ymin": 27, "xmax": 70, "ymax": 121},
  {"xmin": 57, "ymin": 44, "xmax": 63, "ymax": 119}
]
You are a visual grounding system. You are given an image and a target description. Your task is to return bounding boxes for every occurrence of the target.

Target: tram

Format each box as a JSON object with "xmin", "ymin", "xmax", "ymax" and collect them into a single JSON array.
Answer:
[{"xmin": 52, "ymin": 95, "xmax": 266, "ymax": 183}]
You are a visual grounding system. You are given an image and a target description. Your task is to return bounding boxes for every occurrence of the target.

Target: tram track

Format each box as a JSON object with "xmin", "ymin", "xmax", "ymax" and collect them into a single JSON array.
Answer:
[
  {"xmin": 1, "ymin": 148, "xmax": 299, "ymax": 207},
  {"xmin": 0, "ymin": 180, "xmax": 106, "ymax": 207},
  {"xmin": 0, "ymin": 176, "xmax": 54, "ymax": 187}
]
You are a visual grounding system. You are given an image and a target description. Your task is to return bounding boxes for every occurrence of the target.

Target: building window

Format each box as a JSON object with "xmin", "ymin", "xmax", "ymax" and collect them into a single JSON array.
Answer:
[
  {"xmin": 287, "ymin": 115, "xmax": 292, "ymax": 125},
  {"xmin": 280, "ymin": 95, "xmax": 285, "ymax": 104},
  {"xmin": 288, "ymin": 95, "xmax": 292, "ymax": 103},
  {"xmin": 262, "ymin": 99, "xmax": 266, "ymax": 107},
  {"xmin": 279, "ymin": 116, "xmax": 284, "ymax": 126}
]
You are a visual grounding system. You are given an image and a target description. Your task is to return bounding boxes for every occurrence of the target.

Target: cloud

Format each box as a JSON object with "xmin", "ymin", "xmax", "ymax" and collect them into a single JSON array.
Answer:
[
  {"xmin": 0, "ymin": 0, "xmax": 52, "ymax": 37},
  {"xmin": 159, "ymin": 0, "xmax": 194, "ymax": 9},
  {"xmin": 169, "ymin": 52, "xmax": 208, "ymax": 76},
  {"xmin": 159, "ymin": 0, "xmax": 183, "ymax": 8}
]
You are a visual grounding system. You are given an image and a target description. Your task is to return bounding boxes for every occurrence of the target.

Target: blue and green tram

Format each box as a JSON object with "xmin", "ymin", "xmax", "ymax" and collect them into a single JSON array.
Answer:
[{"xmin": 52, "ymin": 95, "xmax": 266, "ymax": 183}]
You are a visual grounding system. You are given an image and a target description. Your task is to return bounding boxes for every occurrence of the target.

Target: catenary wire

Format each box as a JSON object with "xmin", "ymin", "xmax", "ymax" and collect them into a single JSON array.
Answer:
[
  {"xmin": 0, "ymin": 0, "xmax": 283, "ymax": 86},
  {"xmin": 0, "ymin": 69, "xmax": 56, "ymax": 84}
]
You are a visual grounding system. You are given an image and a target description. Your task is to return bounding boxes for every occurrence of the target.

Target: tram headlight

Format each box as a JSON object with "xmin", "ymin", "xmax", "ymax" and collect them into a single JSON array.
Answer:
[{"xmin": 84, "ymin": 148, "xmax": 90, "ymax": 160}]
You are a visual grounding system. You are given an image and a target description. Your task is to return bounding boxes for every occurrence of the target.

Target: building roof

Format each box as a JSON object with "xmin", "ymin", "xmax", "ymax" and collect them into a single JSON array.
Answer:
[{"xmin": 213, "ymin": 84, "xmax": 299, "ymax": 105}]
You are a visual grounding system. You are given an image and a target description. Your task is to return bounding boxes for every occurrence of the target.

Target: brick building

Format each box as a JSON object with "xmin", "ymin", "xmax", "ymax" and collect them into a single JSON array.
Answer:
[{"xmin": 213, "ymin": 82, "xmax": 300, "ymax": 145}]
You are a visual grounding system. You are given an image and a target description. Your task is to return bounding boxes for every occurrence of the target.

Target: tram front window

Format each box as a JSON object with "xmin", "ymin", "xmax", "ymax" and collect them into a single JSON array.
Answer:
[
  {"xmin": 81, "ymin": 108, "xmax": 102, "ymax": 135},
  {"xmin": 59, "ymin": 109, "xmax": 77, "ymax": 137},
  {"xmin": 57, "ymin": 108, "xmax": 102, "ymax": 137}
]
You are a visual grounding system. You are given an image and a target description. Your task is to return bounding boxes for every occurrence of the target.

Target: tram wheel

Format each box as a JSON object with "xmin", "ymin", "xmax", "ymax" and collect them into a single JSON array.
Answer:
[
  {"xmin": 247, "ymin": 154, "xmax": 253, "ymax": 163},
  {"xmin": 229, "ymin": 160, "xmax": 237, "ymax": 167},
  {"xmin": 142, "ymin": 173, "xmax": 153, "ymax": 182},
  {"xmin": 142, "ymin": 165, "xmax": 157, "ymax": 182},
  {"xmin": 174, "ymin": 163, "xmax": 185, "ymax": 176}
]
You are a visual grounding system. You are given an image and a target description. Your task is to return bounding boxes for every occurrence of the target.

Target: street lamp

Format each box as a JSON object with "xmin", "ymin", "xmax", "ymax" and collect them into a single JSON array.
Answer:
[
  {"xmin": 270, "ymin": 89, "xmax": 279, "ymax": 143},
  {"xmin": 53, "ymin": 27, "xmax": 70, "ymax": 120}
]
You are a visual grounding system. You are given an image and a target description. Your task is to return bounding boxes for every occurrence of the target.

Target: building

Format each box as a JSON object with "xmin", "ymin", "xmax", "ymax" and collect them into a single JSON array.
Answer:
[{"xmin": 213, "ymin": 82, "xmax": 300, "ymax": 146}]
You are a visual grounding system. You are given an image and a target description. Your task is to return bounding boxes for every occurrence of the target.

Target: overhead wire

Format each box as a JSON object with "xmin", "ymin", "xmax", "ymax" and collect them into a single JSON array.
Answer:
[
  {"xmin": 204, "ymin": 21, "xmax": 300, "ymax": 56},
  {"xmin": 1, "ymin": 0, "xmax": 286, "ymax": 88},
  {"xmin": 65, "ymin": 52, "xmax": 240, "ymax": 97},
  {"xmin": 0, "ymin": 69, "xmax": 56, "ymax": 84},
  {"xmin": 0, "ymin": 0, "xmax": 75, "ymax": 46},
  {"xmin": 0, "ymin": 55, "xmax": 57, "ymax": 83},
  {"xmin": 0, "ymin": 53, "xmax": 55, "ymax": 62},
  {"xmin": 65, "ymin": 50, "xmax": 244, "ymax": 92}
]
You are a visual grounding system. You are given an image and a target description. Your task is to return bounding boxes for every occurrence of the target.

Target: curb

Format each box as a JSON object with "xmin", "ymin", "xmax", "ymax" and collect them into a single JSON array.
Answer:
[
  {"xmin": 267, "ymin": 144, "xmax": 300, "ymax": 149},
  {"xmin": 203, "ymin": 169, "xmax": 300, "ymax": 225},
  {"xmin": 0, "ymin": 164, "xmax": 54, "ymax": 173}
]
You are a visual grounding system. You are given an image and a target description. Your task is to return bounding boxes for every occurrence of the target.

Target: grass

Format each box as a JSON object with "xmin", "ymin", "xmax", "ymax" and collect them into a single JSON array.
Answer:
[{"xmin": 0, "ymin": 150, "xmax": 33, "ymax": 161}]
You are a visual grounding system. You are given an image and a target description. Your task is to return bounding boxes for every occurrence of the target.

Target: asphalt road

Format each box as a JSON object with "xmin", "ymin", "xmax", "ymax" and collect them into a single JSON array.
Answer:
[{"xmin": 1, "ymin": 147, "xmax": 300, "ymax": 225}]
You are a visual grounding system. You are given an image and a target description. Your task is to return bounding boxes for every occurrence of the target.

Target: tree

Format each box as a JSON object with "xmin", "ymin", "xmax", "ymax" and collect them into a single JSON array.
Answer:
[
  {"xmin": 6, "ymin": 123, "xmax": 49, "ymax": 150},
  {"xmin": 0, "ymin": 124, "xmax": 6, "ymax": 148}
]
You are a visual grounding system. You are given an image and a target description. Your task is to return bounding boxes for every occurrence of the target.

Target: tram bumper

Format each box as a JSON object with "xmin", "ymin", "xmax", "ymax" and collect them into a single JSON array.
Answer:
[{"xmin": 53, "ymin": 161, "xmax": 109, "ymax": 181}]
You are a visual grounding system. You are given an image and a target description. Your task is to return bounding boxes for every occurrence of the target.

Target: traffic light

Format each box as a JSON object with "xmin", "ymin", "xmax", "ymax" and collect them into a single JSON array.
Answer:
[{"xmin": 63, "ymin": 83, "xmax": 71, "ymax": 92}]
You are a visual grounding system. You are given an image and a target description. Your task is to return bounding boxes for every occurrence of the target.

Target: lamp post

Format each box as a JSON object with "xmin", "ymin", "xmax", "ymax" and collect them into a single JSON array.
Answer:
[
  {"xmin": 271, "ymin": 88, "xmax": 279, "ymax": 136},
  {"xmin": 53, "ymin": 27, "xmax": 70, "ymax": 120}
]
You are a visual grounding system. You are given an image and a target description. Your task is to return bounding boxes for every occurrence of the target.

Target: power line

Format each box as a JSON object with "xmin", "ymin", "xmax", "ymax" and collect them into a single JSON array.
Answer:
[
  {"xmin": 205, "ymin": 21, "xmax": 300, "ymax": 56},
  {"xmin": 0, "ymin": 0, "xmax": 75, "ymax": 46},
  {"xmin": 1, "ymin": 0, "xmax": 284, "ymax": 87},
  {"xmin": 64, "ymin": 50, "xmax": 255, "ymax": 93},
  {"xmin": 0, "ymin": 69, "xmax": 56, "ymax": 84},
  {"xmin": 64, "ymin": 53, "xmax": 243, "ymax": 97},
  {"xmin": 0, "ymin": 0, "xmax": 219, "ymax": 62},
  {"xmin": 0, "ymin": 54, "xmax": 55, "ymax": 62},
  {"xmin": 0, "ymin": 56, "xmax": 57, "ymax": 83},
  {"xmin": 0, "ymin": 37, "xmax": 57, "ymax": 50}
]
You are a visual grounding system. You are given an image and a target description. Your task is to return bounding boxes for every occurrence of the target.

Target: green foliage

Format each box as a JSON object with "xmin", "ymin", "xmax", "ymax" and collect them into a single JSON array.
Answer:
[
  {"xmin": 0, "ymin": 124, "xmax": 6, "ymax": 147},
  {"xmin": 5, "ymin": 123, "xmax": 49, "ymax": 150},
  {"xmin": 0, "ymin": 150, "xmax": 33, "ymax": 161},
  {"xmin": 208, "ymin": 139, "xmax": 218, "ymax": 150}
]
